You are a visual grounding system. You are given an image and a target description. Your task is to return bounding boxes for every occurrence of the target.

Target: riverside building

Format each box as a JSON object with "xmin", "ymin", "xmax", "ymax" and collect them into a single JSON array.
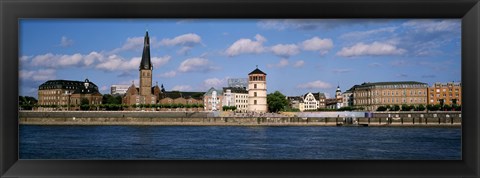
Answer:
[
  {"xmin": 223, "ymin": 87, "xmax": 249, "ymax": 112},
  {"xmin": 248, "ymin": 66, "xmax": 267, "ymax": 113},
  {"xmin": 427, "ymin": 82, "xmax": 462, "ymax": 106},
  {"xmin": 351, "ymin": 81, "xmax": 428, "ymax": 111},
  {"xmin": 37, "ymin": 78, "xmax": 102, "ymax": 110}
]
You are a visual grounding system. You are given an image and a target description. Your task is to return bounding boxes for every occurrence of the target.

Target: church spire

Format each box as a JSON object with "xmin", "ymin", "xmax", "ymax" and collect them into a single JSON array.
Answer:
[{"xmin": 139, "ymin": 30, "xmax": 152, "ymax": 70}]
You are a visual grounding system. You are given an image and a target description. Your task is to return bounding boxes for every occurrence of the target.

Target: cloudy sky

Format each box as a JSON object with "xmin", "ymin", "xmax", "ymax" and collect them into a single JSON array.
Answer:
[{"xmin": 19, "ymin": 19, "xmax": 461, "ymax": 98}]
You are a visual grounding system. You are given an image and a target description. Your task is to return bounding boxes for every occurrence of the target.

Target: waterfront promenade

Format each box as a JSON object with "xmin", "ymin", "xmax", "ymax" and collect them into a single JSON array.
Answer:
[{"xmin": 19, "ymin": 111, "xmax": 461, "ymax": 127}]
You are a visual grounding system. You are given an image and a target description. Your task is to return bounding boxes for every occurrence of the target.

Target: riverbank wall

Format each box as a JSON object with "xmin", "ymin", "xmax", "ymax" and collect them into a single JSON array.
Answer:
[{"xmin": 19, "ymin": 111, "xmax": 461, "ymax": 127}]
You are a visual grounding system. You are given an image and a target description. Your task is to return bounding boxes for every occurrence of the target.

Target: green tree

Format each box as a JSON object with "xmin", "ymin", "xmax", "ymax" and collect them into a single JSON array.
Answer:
[
  {"xmin": 80, "ymin": 98, "xmax": 90, "ymax": 110},
  {"xmin": 376, "ymin": 106, "xmax": 387, "ymax": 111},
  {"xmin": 416, "ymin": 104, "xmax": 426, "ymax": 111},
  {"xmin": 267, "ymin": 91, "xmax": 289, "ymax": 113},
  {"xmin": 391, "ymin": 104, "xmax": 400, "ymax": 111}
]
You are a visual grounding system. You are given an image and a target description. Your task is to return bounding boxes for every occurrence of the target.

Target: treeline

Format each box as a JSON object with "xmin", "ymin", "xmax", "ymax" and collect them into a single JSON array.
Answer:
[
  {"xmin": 376, "ymin": 104, "xmax": 461, "ymax": 111},
  {"xmin": 32, "ymin": 94, "xmax": 205, "ymax": 111},
  {"xmin": 19, "ymin": 96, "xmax": 38, "ymax": 110}
]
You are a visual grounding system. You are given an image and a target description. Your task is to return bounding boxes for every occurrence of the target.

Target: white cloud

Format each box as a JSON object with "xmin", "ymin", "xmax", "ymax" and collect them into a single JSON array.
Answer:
[
  {"xmin": 83, "ymin": 52, "xmax": 103, "ymax": 66},
  {"xmin": 225, "ymin": 34, "xmax": 267, "ymax": 57},
  {"xmin": 301, "ymin": 37, "xmax": 333, "ymax": 54},
  {"xmin": 151, "ymin": 56, "xmax": 172, "ymax": 69},
  {"xmin": 293, "ymin": 60, "xmax": 305, "ymax": 68},
  {"xmin": 96, "ymin": 55, "xmax": 139, "ymax": 71},
  {"xmin": 336, "ymin": 41, "xmax": 406, "ymax": 57},
  {"xmin": 100, "ymin": 86, "xmax": 109, "ymax": 92},
  {"xmin": 160, "ymin": 33, "xmax": 202, "ymax": 55},
  {"xmin": 19, "ymin": 69, "xmax": 56, "ymax": 82},
  {"xmin": 31, "ymin": 53, "xmax": 84, "ymax": 68},
  {"xmin": 109, "ymin": 36, "xmax": 161, "ymax": 54},
  {"xmin": 178, "ymin": 57, "xmax": 218, "ymax": 73},
  {"xmin": 267, "ymin": 59, "xmax": 289, "ymax": 68},
  {"xmin": 60, "ymin": 36, "xmax": 74, "ymax": 47},
  {"xmin": 19, "ymin": 56, "xmax": 31, "ymax": 62},
  {"xmin": 369, "ymin": 62, "xmax": 382, "ymax": 67},
  {"xmin": 332, "ymin": 69, "xmax": 351, "ymax": 73},
  {"xmin": 403, "ymin": 19, "xmax": 460, "ymax": 33},
  {"xmin": 95, "ymin": 55, "xmax": 170, "ymax": 72},
  {"xmin": 270, "ymin": 44, "xmax": 300, "ymax": 58},
  {"xmin": 160, "ymin": 33, "xmax": 202, "ymax": 46},
  {"xmin": 171, "ymin": 85, "xmax": 193, "ymax": 91},
  {"xmin": 340, "ymin": 27, "xmax": 397, "ymax": 40},
  {"xmin": 158, "ymin": 70, "xmax": 177, "ymax": 78},
  {"xmin": 297, "ymin": 80, "xmax": 332, "ymax": 89},
  {"xmin": 203, "ymin": 78, "xmax": 225, "ymax": 88}
]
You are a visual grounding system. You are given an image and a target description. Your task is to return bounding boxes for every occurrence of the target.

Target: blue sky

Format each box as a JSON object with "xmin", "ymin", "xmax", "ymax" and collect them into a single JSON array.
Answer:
[{"xmin": 19, "ymin": 19, "xmax": 461, "ymax": 99}]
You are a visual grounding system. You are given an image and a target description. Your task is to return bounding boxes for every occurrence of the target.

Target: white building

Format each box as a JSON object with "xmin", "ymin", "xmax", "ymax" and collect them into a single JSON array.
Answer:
[
  {"xmin": 303, "ymin": 92, "xmax": 324, "ymax": 111},
  {"xmin": 204, "ymin": 87, "xmax": 223, "ymax": 111},
  {"xmin": 111, "ymin": 85, "xmax": 130, "ymax": 95},
  {"xmin": 248, "ymin": 67, "xmax": 267, "ymax": 113},
  {"xmin": 341, "ymin": 89, "xmax": 354, "ymax": 108},
  {"xmin": 223, "ymin": 87, "xmax": 249, "ymax": 112}
]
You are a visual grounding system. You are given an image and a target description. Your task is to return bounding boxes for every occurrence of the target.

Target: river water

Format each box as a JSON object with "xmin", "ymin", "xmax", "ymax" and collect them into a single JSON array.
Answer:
[{"xmin": 19, "ymin": 125, "xmax": 461, "ymax": 160}]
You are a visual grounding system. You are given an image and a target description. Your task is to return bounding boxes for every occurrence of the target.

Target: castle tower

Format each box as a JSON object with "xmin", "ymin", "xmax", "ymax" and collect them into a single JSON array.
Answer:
[
  {"xmin": 248, "ymin": 66, "xmax": 267, "ymax": 113},
  {"xmin": 139, "ymin": 30, "xmax": 153, "ymax": 96},
  {"xmin": 336, "ymin": 85, "xmax": 342, "ymax": 99},
  {"xmin": 336, "ymin": 85, "xmax": 342, "ymax": 108}
]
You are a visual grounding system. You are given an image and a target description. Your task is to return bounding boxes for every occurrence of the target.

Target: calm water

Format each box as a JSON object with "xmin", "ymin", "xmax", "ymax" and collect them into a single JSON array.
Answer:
[{"xmin": 19, "ymin": 125, "xmax": 461, "ymax": 160}]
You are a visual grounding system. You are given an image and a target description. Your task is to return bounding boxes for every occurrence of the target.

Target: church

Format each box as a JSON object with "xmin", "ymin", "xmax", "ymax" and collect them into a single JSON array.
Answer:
[
  {"xmin": 122, "ymin": 31, "xmax": 162, "ymax": 108},
  {"xmin": 122, "ymin": 31, "xmax": 204, "ymax": 110}
]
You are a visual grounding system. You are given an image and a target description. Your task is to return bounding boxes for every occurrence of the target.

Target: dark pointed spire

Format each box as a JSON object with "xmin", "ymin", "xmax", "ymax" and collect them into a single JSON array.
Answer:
[{"xmin": 139, "ymin": 30, "xmax": 152, "ymax": 70}]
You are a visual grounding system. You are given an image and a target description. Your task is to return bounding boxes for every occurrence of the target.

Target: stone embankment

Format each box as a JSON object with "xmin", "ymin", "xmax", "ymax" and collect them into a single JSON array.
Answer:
[{"xmin": 19, "ymin": 111, "xmax": 461, "ymax": 127}]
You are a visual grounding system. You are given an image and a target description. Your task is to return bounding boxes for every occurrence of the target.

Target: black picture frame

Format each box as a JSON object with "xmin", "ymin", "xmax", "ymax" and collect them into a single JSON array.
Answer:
[{"xmin": 1, "ymin": 0, "xmax": 479, "ymax": 177}]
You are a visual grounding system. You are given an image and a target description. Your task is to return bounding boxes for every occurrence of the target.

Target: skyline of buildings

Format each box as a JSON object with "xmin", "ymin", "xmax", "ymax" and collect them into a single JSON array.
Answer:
[{"xmin": 19, "ymin": 19, "xmax": 461, "ymax": 99}]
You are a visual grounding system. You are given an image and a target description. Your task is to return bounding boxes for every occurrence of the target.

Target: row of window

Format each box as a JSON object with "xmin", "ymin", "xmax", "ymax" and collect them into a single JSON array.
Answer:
[{"xmin": 355, "ymin": 97, "xmax": 427, "ymax": 104}]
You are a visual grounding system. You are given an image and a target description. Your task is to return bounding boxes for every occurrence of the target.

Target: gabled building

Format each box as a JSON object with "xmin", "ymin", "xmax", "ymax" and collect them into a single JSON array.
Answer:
[
  {"xmin": 204, "ymin": 87, "xmax": 224, "ymax": 111},
  {"xmin": 287, "ymin": 96, "xmax": 305, "ymax": 111},
  {"xmin": 302, "ymin": 92, "xmax": 326, "ymax": 111}
]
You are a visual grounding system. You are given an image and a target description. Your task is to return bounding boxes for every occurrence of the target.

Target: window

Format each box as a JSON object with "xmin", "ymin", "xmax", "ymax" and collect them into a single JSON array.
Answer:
[
  {"xmin": 254, "ymin": 84, "xmax": 257, "ymax": 89},
  {"xmin": 254, "ymin": 92, "xmax": 257, "ymax": 97},
  {"xmin": 254, "ymin": 100, "xmax": 257, "ymax": 105}
]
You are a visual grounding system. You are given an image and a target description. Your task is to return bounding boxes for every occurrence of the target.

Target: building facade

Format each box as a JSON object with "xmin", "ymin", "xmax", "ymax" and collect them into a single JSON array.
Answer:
[
  {"xmin": 301, "ymin": 92, "xmax": 326, "ymax": 111},
  {"xmin": 341, "ymin": 89, "xmax": 354, "ymax": 108},
  {"xmin": 351, "ymin": 81, "xmax": 428, "ymax": 111},
  {"xmin": 204, "ymin": 87, "xmax": 223, "ymax": 111},
  {"xmin": 223, "ymin": 87, "xmax": 249, "ymax": 112},
  {"xmin": 287, "ymin": 96, "xmax": 305, "ymax": 111},
  {"xmin": 248, "ymin": 67, "xmax": 268, "ymax": 113},
  {"xmin": 427, "ymin": 82, "xmax": 462, "ymax": 106},
  {"xmin": 123, "ymin": 31, "xmax": 158, "ymax": 108},
  {"xmin": 38, "ymin": 78, "xmax": 102, "ymax": 110},
  {"xmin": 110, "ymin": 85, "xmax": 130, "ymax": 95}
]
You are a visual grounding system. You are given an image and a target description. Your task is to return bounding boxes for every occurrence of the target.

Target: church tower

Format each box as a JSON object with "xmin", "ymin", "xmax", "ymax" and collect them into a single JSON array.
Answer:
[
  {"xmin": 248, "ymin": 66, "xmax": 267, "ymax": 113},
  {"xmin": 139, "ymin": 30, "xmax": 153, "ymax": 96}
]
